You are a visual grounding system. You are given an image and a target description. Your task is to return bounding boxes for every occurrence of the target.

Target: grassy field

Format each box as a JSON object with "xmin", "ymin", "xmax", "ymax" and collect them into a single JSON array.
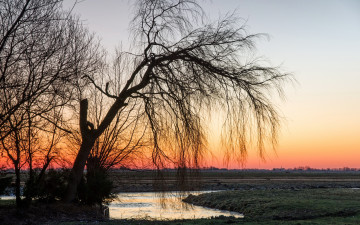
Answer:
[
  {"xmin": 108, "ymin": 169, "xmax": 360, "ymax": 192},
  {"xmin": 59, "ymin": 215, "xmax": 360, "ymax": 225},
  {"xmin": 183, "ymin": 188, "xmax": 360, "ymax": 224}
]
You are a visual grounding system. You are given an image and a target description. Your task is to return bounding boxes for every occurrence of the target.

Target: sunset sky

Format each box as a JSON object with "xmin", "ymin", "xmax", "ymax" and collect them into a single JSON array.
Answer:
[{"xmin": 64, "ymin": 0, "xmax": 360, "ymax": 169}]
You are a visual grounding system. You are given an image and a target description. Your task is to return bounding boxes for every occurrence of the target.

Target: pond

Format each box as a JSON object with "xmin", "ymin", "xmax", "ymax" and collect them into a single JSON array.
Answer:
[{"xmin": 109, "ymin": 191, "xmax": 244, "ymax": 220}]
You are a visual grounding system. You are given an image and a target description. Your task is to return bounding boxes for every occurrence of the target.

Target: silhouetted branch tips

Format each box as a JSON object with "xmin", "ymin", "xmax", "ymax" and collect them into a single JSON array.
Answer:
[{"xmin": 1, "ymin": 0, "xmax": 293, "ymax": 202}]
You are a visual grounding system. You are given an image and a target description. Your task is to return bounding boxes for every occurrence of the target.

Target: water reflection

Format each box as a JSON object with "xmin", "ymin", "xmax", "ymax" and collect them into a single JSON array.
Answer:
[{"xmin": 109, "ymin": 191, "xmax": 243, "ymax": 220}]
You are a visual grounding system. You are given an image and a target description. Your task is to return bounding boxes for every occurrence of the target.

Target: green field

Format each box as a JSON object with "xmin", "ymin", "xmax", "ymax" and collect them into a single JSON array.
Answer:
[
  {"xmin": 183, "ymin": 188, "xmax": 360, "ymax": 224},
  {"xmin": 108, "ymin": 169, "xmax": 360, "ymax": 192}
]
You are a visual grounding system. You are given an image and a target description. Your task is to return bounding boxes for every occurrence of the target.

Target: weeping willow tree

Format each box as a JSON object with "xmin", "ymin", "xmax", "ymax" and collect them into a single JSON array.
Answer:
[{"xmin": 65, "ymin": 0, "xmax": 290, "ymax": 202}]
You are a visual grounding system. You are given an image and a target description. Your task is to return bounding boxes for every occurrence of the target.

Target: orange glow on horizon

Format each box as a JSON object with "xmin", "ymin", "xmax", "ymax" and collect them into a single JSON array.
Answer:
[
  {"xmin": 1, "ymin": 137, "xmax": 360, "ymax": 170},
  {"xmin": 1, "ymin": 110, "xmax": 359, "ymax": 171}
]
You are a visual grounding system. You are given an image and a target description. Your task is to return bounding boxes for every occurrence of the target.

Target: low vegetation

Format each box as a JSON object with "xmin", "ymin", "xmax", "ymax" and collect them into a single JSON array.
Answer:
[{"xmin": 184, "ymin": 188, "xmax": 360, "ymax": 224}]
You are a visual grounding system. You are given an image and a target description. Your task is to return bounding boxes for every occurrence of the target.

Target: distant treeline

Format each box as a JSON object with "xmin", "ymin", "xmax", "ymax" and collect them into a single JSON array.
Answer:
[{"xmin": 2, "ymin": 166, "xmax": 360, "ymax": 174}]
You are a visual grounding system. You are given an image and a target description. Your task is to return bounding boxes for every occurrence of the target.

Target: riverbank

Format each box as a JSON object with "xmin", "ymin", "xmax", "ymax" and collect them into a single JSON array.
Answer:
[{"xmin": 183, "ymin": 188, "xmax": 360, "ymax": 224}]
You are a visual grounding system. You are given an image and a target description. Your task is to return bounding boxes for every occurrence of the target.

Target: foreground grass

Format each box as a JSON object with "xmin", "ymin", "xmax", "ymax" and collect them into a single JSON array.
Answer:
[
  {"xmin": 183, "ymin": 188, "xmax": 360, "ymax": 224},
  {"xmin": 0, "ymin": 199, "xmax": 15, "ymax": 206},
  {"xmin": 59, "ymin": 215, "xmax": 360, "ymax": 225}
]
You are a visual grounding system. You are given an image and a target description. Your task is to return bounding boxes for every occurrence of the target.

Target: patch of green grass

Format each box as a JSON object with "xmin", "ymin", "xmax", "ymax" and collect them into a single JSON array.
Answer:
[
  {"xmin": 57, "ymin": 217, "xmax": 244, "ymax": 225},
  {"xmin": 57, "ymin": 214, "xmax": 360, "ymax": 225},
  {"xmin": 184, "ymin": 188, "xmax": 360, "ymax": 223},
  {"xmin": 0, "ymin": 198, "xmax": 15, "ymax": 206}
]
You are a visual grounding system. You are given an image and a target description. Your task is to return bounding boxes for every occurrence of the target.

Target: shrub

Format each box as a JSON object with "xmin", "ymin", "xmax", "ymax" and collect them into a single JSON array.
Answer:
[
  {"xmin": 0, "ymin": 176, "xmax": 12, "ymax": 195},
  {"xmin": 77, "ymin": 168, "xmax": 114, "ymax": 205},
  {"xmin": 23, "ymin": 165, "xmax": 114, "ymax": 205},
  {"xmin": 24, "ymin": 169, "xmax": 70, "ymax": 203}
]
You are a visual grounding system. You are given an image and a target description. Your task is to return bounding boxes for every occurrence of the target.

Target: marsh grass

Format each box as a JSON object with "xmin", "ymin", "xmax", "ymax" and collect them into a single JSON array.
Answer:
[{"xmin": 184, "ymin": 188, "xmax": 360, "ymax": 223}]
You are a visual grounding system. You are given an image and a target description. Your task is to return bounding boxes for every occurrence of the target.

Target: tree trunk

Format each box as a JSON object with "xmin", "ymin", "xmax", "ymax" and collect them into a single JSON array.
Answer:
[
  {"xmin": 64, "ymin": 98, "xmax": 125, "ymax": 203},
  {"xmin": 64, "ymin": 99, "xmax": 96, "ymax": 203},
  {"xmin": 15, "ymin": 165, "xmax": 21, "ymax": 207},
  {"xmin": 64, "ymin": 138, "xmax": 95, "ymax": 203}
]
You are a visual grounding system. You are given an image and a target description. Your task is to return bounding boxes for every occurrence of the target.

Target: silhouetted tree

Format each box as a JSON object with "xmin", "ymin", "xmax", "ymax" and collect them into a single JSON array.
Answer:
[
  {"xmin": 65, "ymin": 0, "xmax": 290, "ymax": 202},
  {"xmin": 0, "ymin": 0, "xmax": 102, "ymax": 206},
  {"xmin": 0, "ymin": 102, "xmax": 66, "ymax": 206}
]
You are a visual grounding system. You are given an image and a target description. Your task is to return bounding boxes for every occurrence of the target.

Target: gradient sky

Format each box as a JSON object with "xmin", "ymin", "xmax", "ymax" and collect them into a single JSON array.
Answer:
[{"xmin": 63, "ymin": 0, "xmax": 360, "ymax": 169}]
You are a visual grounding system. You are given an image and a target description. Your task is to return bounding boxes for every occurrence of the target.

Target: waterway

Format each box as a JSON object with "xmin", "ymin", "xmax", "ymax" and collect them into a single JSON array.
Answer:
[
  {"xmin": 109, "ymin": 191, "xmax": 243, "ymax": 220},
  {"xmin": 0, "ymin": 191, "xmax": 243, "ymax": 220}
]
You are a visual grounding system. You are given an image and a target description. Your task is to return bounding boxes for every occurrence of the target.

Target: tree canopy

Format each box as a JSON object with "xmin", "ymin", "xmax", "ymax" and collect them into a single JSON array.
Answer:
[
  {"xmin": 0, "ymin": 0, "xmax": 291, "ymax": 204},
  {"xmin": 65, "ymin": 0, "xmax": 290, "ymax": 202}
]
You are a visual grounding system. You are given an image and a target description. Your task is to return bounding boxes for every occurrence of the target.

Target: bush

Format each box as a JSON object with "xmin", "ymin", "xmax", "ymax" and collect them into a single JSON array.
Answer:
[
  {"xmin": 0, "ymin": 176, "xmax": 12, "ymax": 195},
  {"xmin": 24, "ymin": 169, "xmax": 70, "ymax": 203},
  {"xmin": 23, "ymin": 165, "xmax": 114, "ymax": 205},
  {"xmin": 77, "ymin": 168, "xmax": 114, "ymax": 205}
]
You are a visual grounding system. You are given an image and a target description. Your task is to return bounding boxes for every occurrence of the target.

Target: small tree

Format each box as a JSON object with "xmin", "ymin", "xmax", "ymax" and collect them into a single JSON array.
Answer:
[{"xmin": 65, "ymin": 0, "xmax": 290, "ymax": 202}]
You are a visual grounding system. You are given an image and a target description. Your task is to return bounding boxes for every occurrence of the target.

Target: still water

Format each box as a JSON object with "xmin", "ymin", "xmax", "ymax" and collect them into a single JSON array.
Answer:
[{"xmin": 109, "ymin": 191, "xmax": 243, "ymax": 220}]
